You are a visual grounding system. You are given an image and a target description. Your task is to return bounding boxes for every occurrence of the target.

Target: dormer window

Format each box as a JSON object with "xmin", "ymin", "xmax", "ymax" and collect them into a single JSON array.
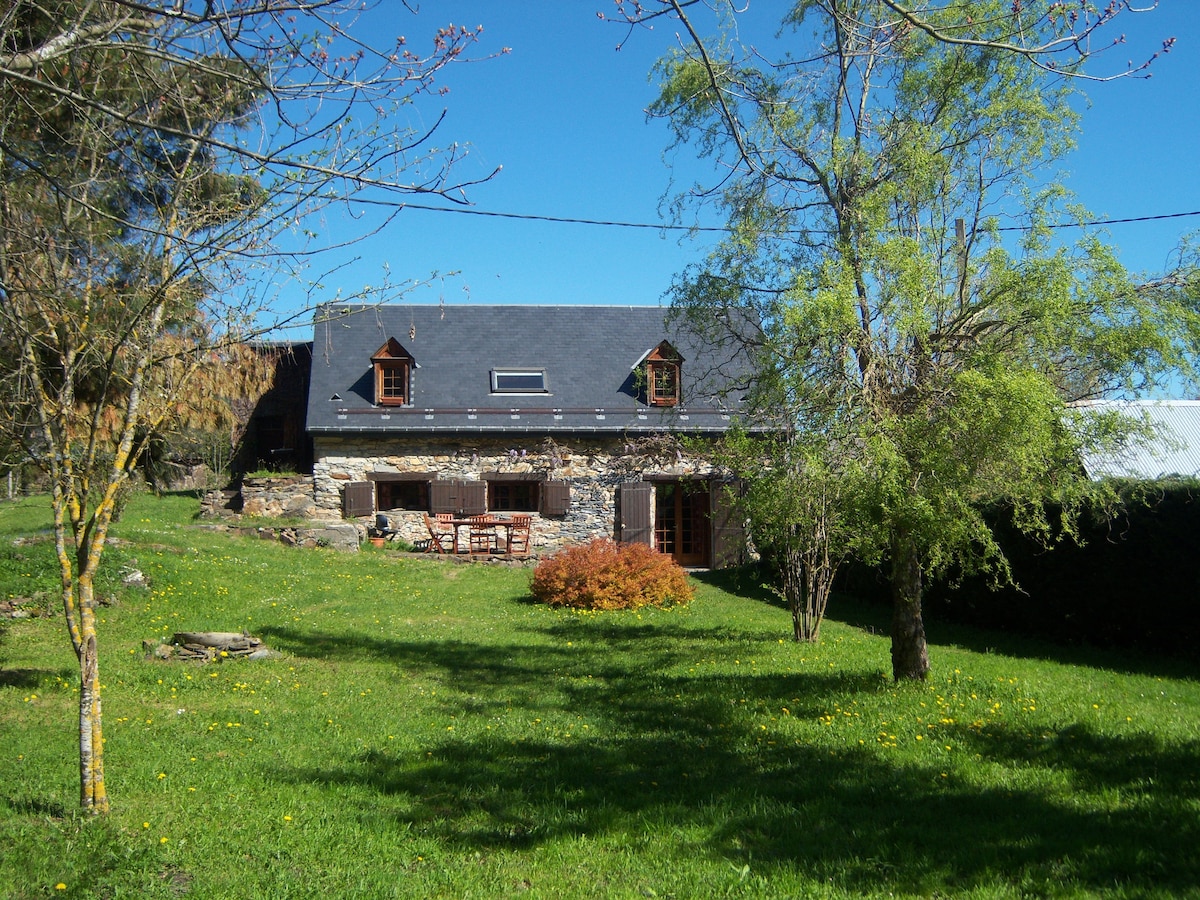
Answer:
[
  {"xmin": 372, "ymin": 338, "xmax": 414, "ymax": 406},
  {"xmin": 649, "ymin": 359, "xmax": 680, "ymax": 405},
  {"xmin": 642, "ymin": 341, "xmax": 683, "ymax": 407}
]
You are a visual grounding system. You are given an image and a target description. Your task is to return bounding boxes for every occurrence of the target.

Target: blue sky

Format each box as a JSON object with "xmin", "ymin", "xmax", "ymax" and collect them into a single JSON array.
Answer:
[{"xmin": 281, "ymin": 3, "xmax": 1199, "ymax": 319}]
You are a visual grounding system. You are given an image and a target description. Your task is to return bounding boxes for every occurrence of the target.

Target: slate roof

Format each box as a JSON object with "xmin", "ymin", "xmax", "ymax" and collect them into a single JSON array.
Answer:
[
  {"xmin": 306, "ymin": 304, "xmax": 757, "ymax": 435},
  {"xmin": 1078, "ymin": 400, "xmax": 1200, "ymax": 480}
]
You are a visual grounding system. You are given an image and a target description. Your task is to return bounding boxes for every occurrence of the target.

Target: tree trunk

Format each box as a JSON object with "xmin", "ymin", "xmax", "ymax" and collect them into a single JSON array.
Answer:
[
  {"xmin": 76, "ymin": 588, "xmax": 109, "ymax": 813},
  {"xmin": 782, "ymin": 537, "xmax": 826, "ymax": 643},
  {"xmin": 780, "ymin": 542, "xmax": 806, "ymax": 641},
  {"xmin": 889, "ymin": 529, "xmax": 929, "ymax": 681}
]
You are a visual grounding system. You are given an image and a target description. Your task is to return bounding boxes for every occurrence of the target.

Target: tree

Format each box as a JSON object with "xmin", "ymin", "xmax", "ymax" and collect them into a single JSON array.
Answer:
[
  {"xmin": 643, "ymin": 0, "xmax": 1200, "ymax": 679},
  {"xmin": 717, "ymin": 424, "xmax": 874, "ymax": 643},
  {"xmin": 606, "ymin": 0, "xmax": 1175, "ymax": 79},
  {"xmin": 136, "ymin": 340, "xmax": 281, "ymax": 491},
  {"xmin": 0, "ymin": 0, "xmax": 496, "ymax": 812}
]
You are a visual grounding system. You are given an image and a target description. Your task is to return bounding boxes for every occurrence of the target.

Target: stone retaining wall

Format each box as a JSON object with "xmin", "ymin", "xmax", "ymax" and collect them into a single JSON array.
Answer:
[{"xmin": 239, "ymin": 475, "xmax": 318, "ymax": 519}]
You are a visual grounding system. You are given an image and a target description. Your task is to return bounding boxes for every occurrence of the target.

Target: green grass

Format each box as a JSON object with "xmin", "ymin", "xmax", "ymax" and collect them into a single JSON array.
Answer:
[{"xmin": 1, "ymin": 492, "xmax": 1198, "ymax": 899}]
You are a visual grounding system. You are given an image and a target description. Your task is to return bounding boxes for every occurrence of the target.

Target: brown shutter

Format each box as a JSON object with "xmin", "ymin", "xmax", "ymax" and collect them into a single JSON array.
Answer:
[
  {"xmin": 430, "ymin": 480, "xmax": 455, "ymax": 514},
  {"xmin": 617, "ymin": 482, "xmax": 652, "ymax": 545},
  {"xmin": 710, "ymin": 479, "xmax": 745, "ymax": 569},
  {"xmin": 540, "ymin": 480, "xmax": 571, "ymax": 516},
  {"xmin": 430, "ymin": 479, "xmax": 484, "ymax": 515},
  {"xmin": 460, "ymin": 480, "xmax": 487, "ymax": 515},
  {"xmin": 343, "ymin": 481, "xmax": 374, "ymax": 517}
]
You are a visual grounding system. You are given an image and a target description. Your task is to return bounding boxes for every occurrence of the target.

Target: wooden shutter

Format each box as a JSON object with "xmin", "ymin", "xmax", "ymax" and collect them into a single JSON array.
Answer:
[
  {"xmin": 617, "ymin": 482, "xmax": 652, "ymax": 545},
  {"xmin": 460, "ymin": 480, "xmax": 487, "ymax": 515},
  {"xmin": 432, "ymin": 480, "xmax": 487, "ymax": 513},
  {"xmin": 342, "ymin": 481, "xmax": 374, "ymax": 517},
  {"xmin": 540, "ymin": 480, "xmax": 571, "ymax": 516},
  {"xmin": 430, "ymin": 479, "xmax": 456, "ymax": 514},
  {"xmin": 710, "ymin": 479, "xmax": 746, "ymax": 569},
  {"xmin": 430, "ymin": 479, "xmax": 486, "ymax": 516}
]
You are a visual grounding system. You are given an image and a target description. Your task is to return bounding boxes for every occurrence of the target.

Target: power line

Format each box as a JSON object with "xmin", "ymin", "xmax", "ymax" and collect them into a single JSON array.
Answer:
[
  {"xmin": 393, "ymin": 201, "xmax": 727, "ymax": 232},
  {"xmin": 1023, "ymin": 209, "xmax": 1200, "ymax": 231},
  {"xmin": 389, "ymin": 199, "xmax": 1200, "ymax": 234}
]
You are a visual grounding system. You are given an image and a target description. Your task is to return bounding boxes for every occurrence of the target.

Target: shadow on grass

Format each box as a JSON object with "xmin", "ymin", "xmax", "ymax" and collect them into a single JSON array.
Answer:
[
  {"xmin": 0, "ymin": 794, "xmax": 68, "ymax": 818},
  {"xmin": 921, "ymin": 611, "xmax": 1200, "ymax": 682},
  {"xmin": 0, "ymin": 666, "xmax": 68, "ymax": 689},
  {"xmin": 760, "ymin": 573, "xmax": 1200, "ymax": 683},
  {"xmin": 712, "ymin": 560, "xmax": 1200, "ymax": 682},
  {"xmin": 260, "ymin": 621, "xmax": 1199, "ymax": 896},
  {"xmin": 690, "ymin": 565, "xmax": 781, "ymax": 607}
]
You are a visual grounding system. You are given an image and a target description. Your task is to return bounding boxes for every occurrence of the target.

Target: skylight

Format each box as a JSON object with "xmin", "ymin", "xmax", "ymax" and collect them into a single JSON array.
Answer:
[{"xmin": 491, "ymin": 369, "xmax": 548, "ymax": 394}]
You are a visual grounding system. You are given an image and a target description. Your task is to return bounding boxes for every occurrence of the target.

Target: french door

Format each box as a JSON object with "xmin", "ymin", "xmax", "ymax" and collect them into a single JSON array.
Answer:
[{"xmin": 654, "ymin": 481, "xmax": 710, "ymax": 567}]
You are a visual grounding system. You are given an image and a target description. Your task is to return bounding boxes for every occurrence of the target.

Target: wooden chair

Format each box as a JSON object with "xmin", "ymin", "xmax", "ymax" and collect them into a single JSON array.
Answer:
[
  {"xmin": 423, "ymin": 513, "xmax": 455, "ymax": 554},
  {"xmin": 506, "ymin": 515, "xmax": 532, "ymax": 557},
  {"xmin": 467, "ymin": 515, "xmax": 497, "ymax": 555},
  {"xmin": 435, "ymin": 513, "xmax": 458, "ymax": 554}
]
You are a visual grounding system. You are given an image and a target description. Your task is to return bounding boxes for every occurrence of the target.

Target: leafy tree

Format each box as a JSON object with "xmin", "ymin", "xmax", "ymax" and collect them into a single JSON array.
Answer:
[
  {"xmin": 644, "ymin": 0, "xmax": 1200, "ymax": 679},
  {"xmin": 607, "ymin": 0, "xmax": 1175, "ymax": 79},
  {"xmin": 137, "ymin": 340, "xmax": 281, "ymax": 490},
  {"xmin": 0, "ymin": 0, "xmax": 495, "ymax": 812}
]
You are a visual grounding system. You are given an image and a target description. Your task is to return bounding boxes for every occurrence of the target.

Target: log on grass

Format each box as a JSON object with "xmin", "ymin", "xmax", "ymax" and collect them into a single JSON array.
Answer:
[{"xmin": 172, "ymin": 631, "xmax": 262, "ymax": 651}]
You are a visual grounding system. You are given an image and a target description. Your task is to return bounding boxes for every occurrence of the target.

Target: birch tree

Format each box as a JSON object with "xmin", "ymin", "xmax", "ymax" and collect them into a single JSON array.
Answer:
[{"xmin": 0, "ymin": 0, "xmax": 494, "ymax": 812}]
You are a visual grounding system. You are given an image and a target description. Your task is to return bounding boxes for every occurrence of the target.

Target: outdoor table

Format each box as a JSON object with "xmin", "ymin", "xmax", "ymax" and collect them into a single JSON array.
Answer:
[{"xmin": 447, "ymin": 516, "xmax": 514, "ymax": 556}]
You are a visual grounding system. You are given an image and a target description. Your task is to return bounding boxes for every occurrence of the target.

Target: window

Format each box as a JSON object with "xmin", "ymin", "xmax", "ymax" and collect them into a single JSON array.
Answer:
[
  {"xmin": 368, "ymin": 473, "xmax": 434, "ymax": 511},
  {"xmin": 481, "ymin": 476, "xmax": 570, "ymax": 514},
  {"xmin": 372, "ymin": 338, "xmax": 414, "ymax": 406},
  {"xmin": 648, "ymin": 360, "xmax": 680, "ymax": 406},
  {"xmin": 488, "ymin": 480, "xmax": 538, "ymax": 512},
  {"xmin": 377, "ymin": 362, "xmax": 409, "ymax": 405},
  {"xmin": 643, "ymin": 341, "xmax": 683, "ymax": 406},
  {"xmin": 376, "ymin": 479, "xmax": 429, "ymax": 511},
  {"xmin": 491, "ymin": 368, "xmax": 548, "ymax": 394}
]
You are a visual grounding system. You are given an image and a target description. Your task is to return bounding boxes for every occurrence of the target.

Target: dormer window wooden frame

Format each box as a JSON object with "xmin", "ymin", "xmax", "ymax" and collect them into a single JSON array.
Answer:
[
  {"xmin": 372, "ymin": 337, "xmax": 414, "ymax": 407},
  {"xmin": 644, "ymin": 341, "xmax": 683, "ymax": 407}
]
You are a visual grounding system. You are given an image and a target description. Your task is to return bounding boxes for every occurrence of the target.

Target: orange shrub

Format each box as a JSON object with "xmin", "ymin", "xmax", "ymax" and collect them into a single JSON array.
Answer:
[{"xmin": 530, "ymin": 538, "xmax": 694, "ymax": 611}]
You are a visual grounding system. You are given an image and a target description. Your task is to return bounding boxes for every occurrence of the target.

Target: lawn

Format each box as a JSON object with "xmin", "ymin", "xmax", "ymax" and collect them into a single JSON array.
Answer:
[{"xmin": 1, "ymin": 492, "xmax": 1197, "ymax": 899}]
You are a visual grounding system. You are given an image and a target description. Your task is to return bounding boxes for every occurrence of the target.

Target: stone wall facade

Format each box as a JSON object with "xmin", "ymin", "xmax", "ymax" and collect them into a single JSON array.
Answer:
[{"xmin": 311, "ymin": 433, "xmax": 724, "ymax": 555}]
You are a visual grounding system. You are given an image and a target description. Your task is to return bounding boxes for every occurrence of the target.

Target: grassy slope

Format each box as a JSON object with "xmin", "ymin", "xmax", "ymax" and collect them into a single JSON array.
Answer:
[{"xmin": 0, "ymin": 492, "xmax": 1197, "ymax": 899}]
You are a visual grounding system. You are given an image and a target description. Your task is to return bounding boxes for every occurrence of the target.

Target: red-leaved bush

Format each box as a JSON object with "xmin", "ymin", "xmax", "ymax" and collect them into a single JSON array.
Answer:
[{"xmin": 530, "ymin": 538, "xmax": 694, "ymax": 610}]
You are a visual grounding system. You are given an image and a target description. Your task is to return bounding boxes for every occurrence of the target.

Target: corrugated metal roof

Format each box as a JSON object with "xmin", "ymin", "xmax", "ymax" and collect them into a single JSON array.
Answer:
[{"xmin": 1078, "ymin": 400, "xmax": 1200, "ymax": 480}]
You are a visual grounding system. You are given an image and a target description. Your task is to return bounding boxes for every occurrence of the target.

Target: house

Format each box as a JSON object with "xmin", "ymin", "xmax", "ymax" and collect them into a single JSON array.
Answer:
[
  {"xmin": 305, "ymin": 303, "xmax": 758, "ymax": 567},
  {"xmin": 1077, "ymin": 399, "xmax": 1200, "ymax": 480}
]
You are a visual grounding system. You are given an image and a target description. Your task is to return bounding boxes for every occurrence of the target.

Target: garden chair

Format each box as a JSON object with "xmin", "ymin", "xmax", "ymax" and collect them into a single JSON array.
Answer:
[
  {"xmin": 423, "ymin": 513, "xmax": 455, "ymax": 554},
  {"xmin": 468, "ymin": 515, "xmax": 497, "ymax": 555},
  {"xmin": 506, "ymin": 514, "xmax": 532, "ymax": 557}
]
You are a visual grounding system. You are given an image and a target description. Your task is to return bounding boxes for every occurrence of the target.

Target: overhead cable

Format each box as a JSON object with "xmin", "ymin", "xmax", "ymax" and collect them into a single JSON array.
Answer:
[{"xmin": 384, "ymin": 200, "xmax": 1200, "ymax": 234}]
